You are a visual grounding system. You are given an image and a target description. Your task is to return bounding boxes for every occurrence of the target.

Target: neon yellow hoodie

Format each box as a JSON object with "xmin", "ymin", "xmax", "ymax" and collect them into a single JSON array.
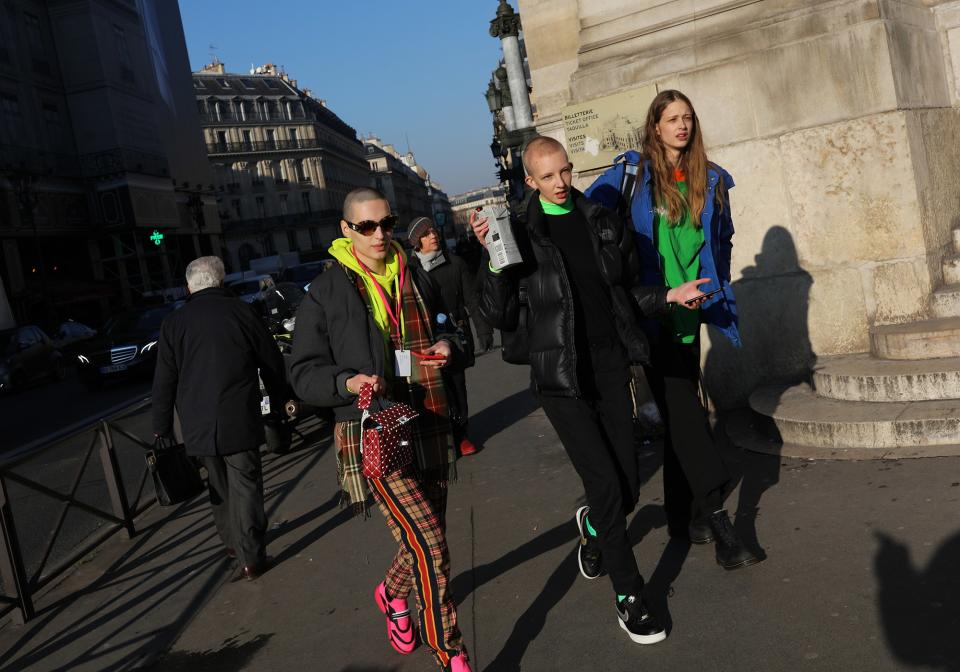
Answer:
[{"xmin": 329, "ymin": 238, "xmax": 407, "ymax": 346}]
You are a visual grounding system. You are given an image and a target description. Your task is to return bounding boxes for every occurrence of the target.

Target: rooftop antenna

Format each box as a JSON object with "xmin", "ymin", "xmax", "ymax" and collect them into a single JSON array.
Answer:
[
  {"xmin": 405, "ymin": 133, "xmax": 412, "ymax": 156},
  {"xmin": 208, "ymin": 44, "xmax": 220, "ymax": 64}
]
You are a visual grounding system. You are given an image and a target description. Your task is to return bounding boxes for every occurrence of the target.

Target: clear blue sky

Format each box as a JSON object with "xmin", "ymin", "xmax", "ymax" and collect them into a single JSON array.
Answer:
[{"xmin": 179, "ymin": 1, "xmax": 506, "ymax": 196}]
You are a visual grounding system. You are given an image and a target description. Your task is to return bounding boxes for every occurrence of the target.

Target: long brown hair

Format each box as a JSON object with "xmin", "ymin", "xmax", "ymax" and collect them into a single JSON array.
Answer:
[{"xmin": 642, "ymin": 89, "xmax": 722, "ymax": 227}]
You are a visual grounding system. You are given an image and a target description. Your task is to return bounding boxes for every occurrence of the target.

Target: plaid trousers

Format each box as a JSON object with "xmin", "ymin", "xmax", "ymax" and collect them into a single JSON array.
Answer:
[{"xmin": 370, "ymin": 467, "xmax": 464, "ymax": 667}]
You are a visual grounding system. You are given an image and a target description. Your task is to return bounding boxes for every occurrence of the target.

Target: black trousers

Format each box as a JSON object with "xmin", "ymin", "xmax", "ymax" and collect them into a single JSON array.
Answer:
[
  {"xmin": 445, "ymin": 368, "xmax": 469, "ymax": 443},
  {"xmin": 643, "ymin": 335, "xmax": 729, "ymax": 531},
  {"xmin": 203, "ymin": 450, "xmax": 267, "ymax": 567},
  {"xmin": 540, "ymin": 340, "xmax": 643, "ymax": 596}
]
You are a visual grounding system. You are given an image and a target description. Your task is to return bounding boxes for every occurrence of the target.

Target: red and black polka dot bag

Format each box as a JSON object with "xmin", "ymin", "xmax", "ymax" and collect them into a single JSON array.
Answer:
[{"xmin": 357, "ymin": 383, "xmax": 418, "ymax": 479}]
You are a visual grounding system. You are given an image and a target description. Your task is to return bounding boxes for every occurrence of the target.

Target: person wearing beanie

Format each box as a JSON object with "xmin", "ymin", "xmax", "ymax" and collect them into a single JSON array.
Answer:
[{"xmin": 407, "ymin": 217, "xmax": 479, "ymax": 457}]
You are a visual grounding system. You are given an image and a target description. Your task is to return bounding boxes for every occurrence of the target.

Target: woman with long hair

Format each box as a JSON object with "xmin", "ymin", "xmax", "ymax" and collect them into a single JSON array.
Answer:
[{"xmin": 588, "ymin": 89, "xmax": 759, "ymax": 571}]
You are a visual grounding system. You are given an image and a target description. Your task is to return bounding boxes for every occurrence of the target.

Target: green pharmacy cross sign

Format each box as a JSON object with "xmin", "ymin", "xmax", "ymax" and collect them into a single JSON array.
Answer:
[{"xmin": 150, "ymin": 229, "xmax": 164, "ymax": 246}]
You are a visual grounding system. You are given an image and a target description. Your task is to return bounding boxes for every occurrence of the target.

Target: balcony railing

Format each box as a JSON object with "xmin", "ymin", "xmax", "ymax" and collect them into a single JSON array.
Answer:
[
  {"xmin": 206, "ymin": 138, "xmax": 322, "ymax": 155},
  {"xmin": 199, "ymin": 111, "xmax": 307, "ymax": 125}
]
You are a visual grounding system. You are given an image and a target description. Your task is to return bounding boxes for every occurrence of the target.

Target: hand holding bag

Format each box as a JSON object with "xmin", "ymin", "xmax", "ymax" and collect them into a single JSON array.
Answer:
[
  {"xmin": 145, "ymin": 436, "xmax": 205, "ymax": 506},
  {"xmin": 356, "ymin": 383, "xmax": 417, "ymax": 479}
]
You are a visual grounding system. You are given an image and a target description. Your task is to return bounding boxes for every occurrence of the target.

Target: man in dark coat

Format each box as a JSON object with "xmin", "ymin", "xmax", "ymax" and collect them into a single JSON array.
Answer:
[
  {"xmin": 152, "ymin": 255, "xmax": 286, "ymax": 580},
  {"xmin": 407, "ymin": 216, "xmax": 478, "ymax": 456}
]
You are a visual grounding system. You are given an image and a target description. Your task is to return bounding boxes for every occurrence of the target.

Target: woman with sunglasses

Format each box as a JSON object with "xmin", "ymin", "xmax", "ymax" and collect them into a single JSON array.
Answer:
[{"xmin": 290, "ymin": 188, "xmax": 471, "ymax": 672}]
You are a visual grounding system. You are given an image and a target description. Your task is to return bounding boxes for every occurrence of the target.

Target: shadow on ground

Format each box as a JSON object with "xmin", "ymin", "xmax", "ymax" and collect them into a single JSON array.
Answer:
[
  {"xmin": 0, "ymin": 421, "xmax": 334, "ymax": 672},
  {"xmin": 875, "ymin": 530, "xmax": 960, "ymax": 672}
]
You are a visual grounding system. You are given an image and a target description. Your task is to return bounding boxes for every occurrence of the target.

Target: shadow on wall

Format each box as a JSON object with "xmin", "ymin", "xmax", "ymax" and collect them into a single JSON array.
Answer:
[
  {"xmin": 704, "ymin": 225, "xmax": 816, "ymax": 409},
  {"xmin": 874, "ymin": 531, "xmax": 960, "ymax": 671}
]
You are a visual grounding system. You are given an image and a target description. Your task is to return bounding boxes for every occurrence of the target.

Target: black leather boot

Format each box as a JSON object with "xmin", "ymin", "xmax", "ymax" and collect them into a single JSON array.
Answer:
[
  {"xmin": 708, "ymin": 510, "xmax": 760, "ymax": 570},
  {"xmin": 688, "ymin": 516, "xmax": 714, "ymax": 545}
]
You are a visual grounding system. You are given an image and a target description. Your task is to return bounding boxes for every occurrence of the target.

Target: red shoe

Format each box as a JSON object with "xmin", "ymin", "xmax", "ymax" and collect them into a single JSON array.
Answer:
[
  {"xmin": 374, "ymin": 581, "xmax": 417, "ymax": 654},
  {"xmin": 458, "ymin": 438, "xmax": 478, "ymax": 456}
]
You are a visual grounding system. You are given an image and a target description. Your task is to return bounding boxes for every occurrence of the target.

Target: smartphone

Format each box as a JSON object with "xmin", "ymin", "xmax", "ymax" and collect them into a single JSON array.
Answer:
[
  {"xmin": 684, "ymin": 287, "xmax": 724, "ymax": 306},
  {"xmin": 411, "ymin": 350, "xmax": 447, "ymax": 361}
]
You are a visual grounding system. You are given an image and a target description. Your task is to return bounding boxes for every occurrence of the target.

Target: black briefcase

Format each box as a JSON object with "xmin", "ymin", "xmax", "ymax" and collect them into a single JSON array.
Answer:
[{"xmin": 145, "ymin": 437, "xmax": 205, "ymax": 506}]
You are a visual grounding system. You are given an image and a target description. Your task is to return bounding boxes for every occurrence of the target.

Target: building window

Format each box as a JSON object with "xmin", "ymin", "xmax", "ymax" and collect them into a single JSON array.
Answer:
[
  {"xmin": 265, "ymin": 79, "xmax": 279, "ymax": 90},
  {"xmin": 271, "ymin": 161, "xmax": 283, "ymax": 181},
  {"xmin": 309, "ymin": 227, "xmax": 320, "ymax": 248},
  {"xmin": 301, "ymin": 191, "xmax": 312, "ymax": 214},
  {"xmin": 216, "ymin": 130, "xmax": 227, "ymax": 150},
  {"xmin": 286, "ymin": 229, "xmax": 298, "ymax": 251},
  {"xmin": 240, "ymin": 78, "xmax": 256, "ymax": 89},
  {"xmin": 231, "ymin": 199, "xmax": 242, "ymax": 219},
  {"xmin": 24, "ymin": 12, "xmax": 50, "ymax": 75},
  {"xmin": 193, "ymin": 79, "xmax": 206, "ymax": 90},
  {"xmin": 289, "ymin": 128, "xmax": 298, "ymax": 147},
  {"xmin": 255, "ymin": 196, "xmax": 266, "ymax": 219},
  {"xmin": 41, "ymin": 102, "xmax": 62, "ymax": 142},
  {"xmin": 0, "ymin": 8, "xmax": 14, "ymax": 65},
  {"xmin": 240, "ymin": 101, "xmax": 249, "ymax": 122},
  {"xmin": 216, "ymin": 78, "xmax": 231, "ymax": 88},
  {"xmin": 114, "ymin": 25, "xmax": 134, "ymax": 84},
  {"xmin": 279, "ymin": 194, "xmax": 288, "ymax": 215},
  {"xmin": 0, "ymin": 92, "xmax": 22, "ymax": 143},
  {"xmin": 263, "ymin": 234, "xmax": 275, "ymax": 255},
  {"xmin": 24, "ymin": 12, "xmax": 42, "ymax": 51},
  {"xmin": 242, "ymin": 129, "xmax": 252, "ymax": 150},
  {"xmin": 266, "ymin": 128, "xmax": 276, "ymax": 149}
]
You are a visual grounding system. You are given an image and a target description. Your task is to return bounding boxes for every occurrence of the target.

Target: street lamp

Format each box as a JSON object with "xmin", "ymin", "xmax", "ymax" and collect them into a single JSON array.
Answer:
[{"xmin": 485, "ymin": 79, "xmax": 501, "ymax": 113}]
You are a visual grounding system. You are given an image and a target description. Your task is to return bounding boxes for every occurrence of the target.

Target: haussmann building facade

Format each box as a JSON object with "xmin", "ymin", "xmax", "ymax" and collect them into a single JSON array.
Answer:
[{"xmin": 193, "ymin": 61, "xmax": 371, "ymax": 272}]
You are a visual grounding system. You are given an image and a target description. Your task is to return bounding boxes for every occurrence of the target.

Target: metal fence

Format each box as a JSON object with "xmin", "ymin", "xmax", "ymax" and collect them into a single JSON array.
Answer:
[{"xmin": 0, "ymin": 396, "xmax": 157, "ymax": 624}]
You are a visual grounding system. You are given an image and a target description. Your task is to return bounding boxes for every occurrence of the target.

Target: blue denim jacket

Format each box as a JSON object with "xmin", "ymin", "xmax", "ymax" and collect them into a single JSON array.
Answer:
[{"xmin": 585, "ymin": 150, "xmax": 741, "ymax": 347}]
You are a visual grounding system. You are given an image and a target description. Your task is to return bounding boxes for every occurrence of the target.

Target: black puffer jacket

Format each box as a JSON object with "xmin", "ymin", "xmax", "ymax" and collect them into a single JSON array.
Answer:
[
  {"xmin": 289, "ymin": 261, "xmax": 459, "ymax": 423},
  {"xmin": 477, "ymin": 189, "xmax": 668, "ymax": 398}
]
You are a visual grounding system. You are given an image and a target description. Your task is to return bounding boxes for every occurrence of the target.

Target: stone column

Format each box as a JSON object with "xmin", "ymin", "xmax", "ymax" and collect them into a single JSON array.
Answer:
[
  {"xmin": 495, "ymin": 66, "xmax": 517, "ymax": 131},
  {"xmin": 490, "ymin": 0, "xmax": 533, "ymax": 129}
]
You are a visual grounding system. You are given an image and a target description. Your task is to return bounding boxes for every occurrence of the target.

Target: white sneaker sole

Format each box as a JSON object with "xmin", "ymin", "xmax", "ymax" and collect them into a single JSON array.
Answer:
[
  {"xmin": 618, "ymin": 617, "xmax": 667, "ymax": 645},
  {"xmin": 574, "ymin": 505, "xmax": 600, "ymax": 580}
]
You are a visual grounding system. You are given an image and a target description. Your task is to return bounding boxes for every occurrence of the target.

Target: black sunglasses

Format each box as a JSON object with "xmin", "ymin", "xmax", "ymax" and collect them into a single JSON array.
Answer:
[{"xmin": 344, "ymin": 215, "xmax": 398, "ymax": 236}]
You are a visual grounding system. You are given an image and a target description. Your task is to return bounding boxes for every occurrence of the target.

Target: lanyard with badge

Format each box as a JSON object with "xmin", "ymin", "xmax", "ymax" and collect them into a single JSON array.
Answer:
[{"xmin": 352, "ymin": 248, "xmax": 412, "ymax": 377}]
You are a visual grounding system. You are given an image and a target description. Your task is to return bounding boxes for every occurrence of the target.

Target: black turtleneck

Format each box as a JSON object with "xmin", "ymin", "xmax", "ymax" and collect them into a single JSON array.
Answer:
[{"xmin": 543, "ymin": 204, "xmax": 618, "ymax": 349}]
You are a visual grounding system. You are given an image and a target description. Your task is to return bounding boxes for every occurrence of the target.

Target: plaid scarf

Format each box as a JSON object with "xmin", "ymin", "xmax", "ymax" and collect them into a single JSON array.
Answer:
[{"xmin": 336, "ymin": 263, "xmax": 457, "ymax": 517}]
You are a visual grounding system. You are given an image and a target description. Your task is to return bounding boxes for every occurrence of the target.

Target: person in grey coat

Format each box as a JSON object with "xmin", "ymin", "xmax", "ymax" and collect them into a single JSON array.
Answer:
[{"xmin": 152, "ymin": 256, "xmax": 286, "ymax": 581}]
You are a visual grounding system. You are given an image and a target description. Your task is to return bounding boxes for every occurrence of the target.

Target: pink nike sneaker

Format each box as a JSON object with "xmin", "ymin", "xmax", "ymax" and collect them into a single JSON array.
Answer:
[
  {"xmin": 448, "ymin": 652, "xmax": 472, "ymax": 672},
  {"xmin": 374, "ymin": 581, "xmax": 417, "ymax": 654}
]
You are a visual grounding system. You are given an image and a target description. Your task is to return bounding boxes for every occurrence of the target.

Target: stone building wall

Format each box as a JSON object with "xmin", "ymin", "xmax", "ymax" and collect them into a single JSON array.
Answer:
[{"xmin": 516, "ymin": 0, "xmax": 960, "ymax": 406}]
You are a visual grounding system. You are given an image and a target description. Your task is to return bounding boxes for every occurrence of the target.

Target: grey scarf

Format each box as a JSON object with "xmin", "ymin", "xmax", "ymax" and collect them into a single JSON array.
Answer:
[{"xmin": 416, "ymin": 249, "xmax": 446, "ymax": 273}]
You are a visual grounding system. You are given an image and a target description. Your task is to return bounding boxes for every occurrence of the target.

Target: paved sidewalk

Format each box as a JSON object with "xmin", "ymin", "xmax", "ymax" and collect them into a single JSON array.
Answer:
[{"xmin": 1, "ymin": 353, "xmax": 959, "ymax": 671}]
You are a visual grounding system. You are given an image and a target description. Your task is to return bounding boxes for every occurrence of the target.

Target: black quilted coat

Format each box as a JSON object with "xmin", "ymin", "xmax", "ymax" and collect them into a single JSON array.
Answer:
[{"xmin": 477, "ymin": 189, "xmax": 668, "ymax": 398}]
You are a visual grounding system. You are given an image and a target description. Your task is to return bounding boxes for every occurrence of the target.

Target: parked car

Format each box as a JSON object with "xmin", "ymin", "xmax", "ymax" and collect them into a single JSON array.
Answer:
[
  {"xmin": 52, "ymin": 320, "xmax": 98, "ymax": 357},
  {"xmin": 0, "ymin": 325, "xmax": 65, "ymax": 392},
  {"xmin": 227, "ymin": 275, "xmax": 275, "ymax": 304},
  {"xmin": 281, "ymin": 262, "xmax": 328, "ymax": 291},
  {"xmin": 75, "ymin": 303, "xmax": 181, "ymax": 389}
]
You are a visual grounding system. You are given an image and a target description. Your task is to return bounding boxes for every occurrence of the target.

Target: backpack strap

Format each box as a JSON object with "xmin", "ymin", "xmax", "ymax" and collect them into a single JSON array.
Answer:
[{"xmin": 618, "ymin": 157, "xmax": 641, "ymax": 223}]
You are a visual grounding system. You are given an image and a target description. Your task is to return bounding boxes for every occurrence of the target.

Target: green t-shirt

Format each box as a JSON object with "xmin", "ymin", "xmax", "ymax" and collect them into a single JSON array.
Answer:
[{"xmin": 655, "ymin": 175, "xmax": 705, "ymax": 344}]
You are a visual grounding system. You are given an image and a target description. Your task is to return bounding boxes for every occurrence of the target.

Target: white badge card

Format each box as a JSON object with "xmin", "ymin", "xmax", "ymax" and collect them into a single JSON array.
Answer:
[{"xmin": 394, "ymin": 349, "xmax": 412, "ymax": 378}]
